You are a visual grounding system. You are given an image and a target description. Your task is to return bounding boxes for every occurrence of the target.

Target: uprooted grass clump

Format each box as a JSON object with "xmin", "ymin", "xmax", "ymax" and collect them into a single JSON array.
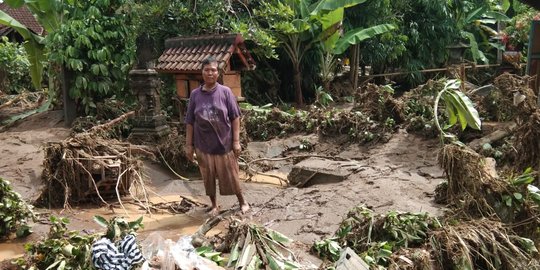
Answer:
[
  {"xmin": 0, "ymin": 177, "xmax": 34, "ymax": 239},
  {"xmin": 437, "ymin": 144, "xmax": 507, "ymax": 217},
  {"xmin": 427, "ymin": 219, "xmax": 539, "ymax": 270},
  {"xmin": 513, "ymin": 110, "xmax": 540, "ymax": 173},
  {"xmin": 437, "ymin": 144, "xmax": 540, "ymax": 236}
]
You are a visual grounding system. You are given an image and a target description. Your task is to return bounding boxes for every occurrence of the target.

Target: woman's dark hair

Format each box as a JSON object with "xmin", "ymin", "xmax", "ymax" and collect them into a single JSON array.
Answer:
[{"xmin": 202, "ymin": 56, "xmax": 218, "ymax": 69}]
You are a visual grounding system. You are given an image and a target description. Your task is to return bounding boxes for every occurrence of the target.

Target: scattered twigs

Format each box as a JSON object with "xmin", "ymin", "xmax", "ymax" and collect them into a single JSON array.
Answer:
[{"xmin": 157, "ymin": 148, "xmax": 190, "ymax": 181}]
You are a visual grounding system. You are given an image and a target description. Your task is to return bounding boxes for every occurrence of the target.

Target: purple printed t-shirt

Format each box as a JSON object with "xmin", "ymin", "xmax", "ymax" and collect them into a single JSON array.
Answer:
[{"xmin": 185, "ymin": 83, "xmax": 241, "ymax": 155}]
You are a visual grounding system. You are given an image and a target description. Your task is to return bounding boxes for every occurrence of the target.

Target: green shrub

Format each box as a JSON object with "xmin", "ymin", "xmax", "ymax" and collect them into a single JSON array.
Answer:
[
  {"xmin": 0, "ymin": 37, "xmax": 33, "ymax": 94},
  {"xmin": 0, "ymin": 177, "xmax": 34, "ymax": 238}
]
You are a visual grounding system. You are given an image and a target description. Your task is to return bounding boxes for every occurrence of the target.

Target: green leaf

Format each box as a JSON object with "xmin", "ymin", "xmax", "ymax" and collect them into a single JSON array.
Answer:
[
  {"xmin": 4, "ymin": 0, "xmax": 25, "ymax": 8},
  {"xmin": 334, "ymin": 24, "xmax": 395, "ymax": 54},
  {"xmin": 443, "ymin": 89, "xmax": 481, "ymax": 130},
  {"xmin": 462, "ymin": 31, "xmax": 487, "ymax": 64},
  {"xmin": 266, "ymin": 254, "xmax": 282, "ymax": 270},
  {"xmin": 464, "ymin": 7, "xmax": 486, "ymax": 24},
  {"xmin": 91, "ymin": 64, "xmax": 100, "ymax": 75},
  {"xmin": 15, "ymin": 225, "xmax": 32, "ymax": 238},
  {"xmin": 310, "ymin": 0, "xmax": 368, "ymax": 15},
  {"xmin": 444, "ymin": 103, "xmax": 458, "ymax": 128},
  {"xmin": 267, "ymin": 229, "xmax": 292, "ymax": 244},
  {"xmin": 128, "ymin": 216, "xmax": 143, "ymax": 230},
  {"xmin": 246, "ymin": 255, "xmax": 262, "ymax": 270},
  {"xmin": 93, "ymin": 215, "xmax": 108, "ymax": 227},
  {"xmin": 484, "ymin": 11, "xmax": 511, "ymax": 22}
]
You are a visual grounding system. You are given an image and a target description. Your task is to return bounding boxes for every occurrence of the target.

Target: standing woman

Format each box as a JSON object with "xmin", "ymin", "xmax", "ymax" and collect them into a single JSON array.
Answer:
[{"xmin": 184, "ymin": 56, "xmax": 249, "ymax": 215}]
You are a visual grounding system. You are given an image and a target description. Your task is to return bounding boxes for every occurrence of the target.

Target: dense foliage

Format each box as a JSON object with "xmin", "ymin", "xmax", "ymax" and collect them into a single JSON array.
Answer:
[
  {"xmin": 47, "ymin": 0, "xmax": 137, "ymax": 114},
  {"xmin": 0, "ymin": 177, "xmax": 34, "ymax": 239},
  {"xmin": 0, "ymin": 37, "xmax": 33, "ymax": 94}
]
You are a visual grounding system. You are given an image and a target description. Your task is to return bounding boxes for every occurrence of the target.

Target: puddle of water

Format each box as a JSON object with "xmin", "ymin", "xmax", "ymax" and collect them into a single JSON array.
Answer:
[{"xmin": 0, "ymin": 242, "xmax": 25, "ymax": 261}]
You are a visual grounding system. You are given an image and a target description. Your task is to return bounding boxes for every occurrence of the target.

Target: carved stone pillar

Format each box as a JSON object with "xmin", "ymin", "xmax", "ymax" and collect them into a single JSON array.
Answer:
[{"xmin": 128, "ymin": 69, "xmax": 169, "ymax": 141}]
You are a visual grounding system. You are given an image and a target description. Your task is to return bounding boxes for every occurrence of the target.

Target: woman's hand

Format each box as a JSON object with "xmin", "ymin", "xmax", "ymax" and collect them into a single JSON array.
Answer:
[
  {"xmin": 184, "ymin": 145, "xmax": 194, "ymax": 161},
  {"xmin": 233, "ymin": 141, "xmax": 242, "ymax": 157}
]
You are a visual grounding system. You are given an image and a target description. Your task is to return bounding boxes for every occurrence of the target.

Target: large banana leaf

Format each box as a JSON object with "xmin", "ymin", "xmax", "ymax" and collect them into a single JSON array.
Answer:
[
  {"xmin": 318, "ymin": 8, "xmax": 343, "ymax": 50},
  {"xmin": 334, "ymin": 24, "xmax": 395, "ymax": 54},
  {"xmin": 310, "ymin": 0, "xmax": 367, "ymax": 15},
  {"xmin": 0, "ymin": 10, "xmax": 45, "ymax": 90},
  {"xmin": 463, "ymin": 31, "xmax": 487, "ymax": 64},
  {"xmin": 440, "ymin": 80, "xmax": 481, "ymax": 131}
]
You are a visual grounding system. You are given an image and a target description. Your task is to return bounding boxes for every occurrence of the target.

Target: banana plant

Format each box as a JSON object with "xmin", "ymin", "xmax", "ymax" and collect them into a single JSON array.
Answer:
[
  {"xmin": 0, "ymin": 0, "xmax": 62, "ymax": 89},
  {"xmin": 448, "ymin": 0, "xmax": 511, "ymax": 63},
  {"xmin": 257, "ymin": 0, "xmax": 371, "ymax": 106},
  {"xmin": 433, "ymin": 79, "xmax": 481, "ymax": 143}
]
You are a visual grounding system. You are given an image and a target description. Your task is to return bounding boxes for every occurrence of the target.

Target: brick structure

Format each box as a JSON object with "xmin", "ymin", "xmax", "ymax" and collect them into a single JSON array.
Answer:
[{"xmin": 156, "ymin": 33, "xmax": 256, "ymax": 100}]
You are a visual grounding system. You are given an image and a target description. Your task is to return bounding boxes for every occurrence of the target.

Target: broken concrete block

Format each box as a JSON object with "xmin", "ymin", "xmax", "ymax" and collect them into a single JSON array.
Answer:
[
  {"xmin": 288, "ymin": 157, "xmax": 359, "ymax": 187},
  {"xmin": 335, "ymin": 247, "xmax": 369, "ymax": 270}
]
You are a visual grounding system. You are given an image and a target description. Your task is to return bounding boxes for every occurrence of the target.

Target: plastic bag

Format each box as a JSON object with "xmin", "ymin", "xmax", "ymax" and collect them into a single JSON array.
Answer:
[{"xmin": 140, "ymin": 233, "xmax": 224, "ymax": 270}]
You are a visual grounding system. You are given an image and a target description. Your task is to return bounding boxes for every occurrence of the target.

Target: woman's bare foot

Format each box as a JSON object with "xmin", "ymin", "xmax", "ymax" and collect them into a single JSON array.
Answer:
[
  {"xmin": 209, "ymin": 207, "xmax": 220, "ymax": 216},
  {"xmin": 240, "ymin": 203, "xmax": 250, "ymax": 214}
]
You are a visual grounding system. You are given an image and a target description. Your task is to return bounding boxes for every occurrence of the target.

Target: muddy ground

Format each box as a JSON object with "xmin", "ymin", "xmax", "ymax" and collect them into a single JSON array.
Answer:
[{"xmin": 0, "ymin": 110, "xmax": 445, "ymax": 266}]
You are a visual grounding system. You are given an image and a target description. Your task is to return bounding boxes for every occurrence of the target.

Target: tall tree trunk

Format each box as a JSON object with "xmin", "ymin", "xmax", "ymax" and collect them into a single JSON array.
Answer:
[
  {"xmin": 293, "ymin": 63, "xmax": 303, "ymax": 106},
  {"xmin": 349, "ymin": 44, "xmax": 359, "ymax": 90},
  {"xmin": 62, "ymin": 66, "xmax": 77, "ymax": 126}
]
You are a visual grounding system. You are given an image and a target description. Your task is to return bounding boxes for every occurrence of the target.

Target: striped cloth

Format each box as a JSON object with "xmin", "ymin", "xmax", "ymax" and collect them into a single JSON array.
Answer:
[{"xmin": 91, "ymin": 234, "xmax": 145, "ymax": 270}]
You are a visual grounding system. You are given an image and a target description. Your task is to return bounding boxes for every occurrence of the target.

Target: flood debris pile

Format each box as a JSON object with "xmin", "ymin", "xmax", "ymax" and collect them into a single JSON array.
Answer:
[
  {"xmin": 242, "ymin": 84, "xmax": 403, "ymax": 144},
  {"xmin": 71, "ymin": 98, "xmax": 134, "ymax": 139},
  {"xmin": 313, "ymin": 206, "xmax": 540, "ymax": 269},
  {"xmin": 427, "ymin": 219, "xmax": 537, "ymax": 270},
  {"xmin": 399, "ymin": 80, "xmax": 445, "ymax": 138},
  {"xmin": 16, "ymin": 216, "xmax": 144, "ymax": 270},
  {"xmin": 313, "ymin": 206, "xmax": 440, "ymax": 267},
  {"xmin": 210, "ymin": 220, "xmax": 307, "ymax": 269},
  {"xmin": 0, "ymin": 92, "xmax": 44, "ymax": 121},
  {"xmin": 353, "ymin": 83, "xmax": 404, "ymax": 124},
  {"xmin": 514, "ymin": 110, "xmax": 540, "ymax": 172},
  {"xmin": 242, "ymin": 104, "xmax": 315, "ymax": 141},
  {"xmin": 0, "ymin": 177, "xmax": 34, "ymax": 239},
  {"xmin": 437, "ymin": 144, "xmax": 505, "ymax": 216},
  {"xmin": 480, "ymin": 73, "xmax": 537, "ymax": 122},
  {"xmin": 38, "ymin": 132, "xmax": 145, "ymax": 208},
  {"xmin": 156, "ymin": 127, "xmax": 198, "ymax": 174}
]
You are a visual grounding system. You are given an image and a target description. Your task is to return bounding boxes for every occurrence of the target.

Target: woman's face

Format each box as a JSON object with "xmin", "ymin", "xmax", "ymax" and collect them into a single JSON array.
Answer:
[{"xmin": 202, "ymin": 62, "xmax": 219, "ymax": 85}]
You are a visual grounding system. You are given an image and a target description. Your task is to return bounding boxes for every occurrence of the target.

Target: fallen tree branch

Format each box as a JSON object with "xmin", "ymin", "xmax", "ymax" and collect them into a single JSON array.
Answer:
[
  {"xmin": 87, "ymin": 110, "xmax": 135, "ymax": 134},
  {"xmin": 247, "ymin": 154, "xmax": 351, "ymax": 166},
  {"xmin": 0, "ymin": 93, "xmax": 27, "ymax": 110},
  {"xmin": 469, "ymin": 122, "xmax": 517, "ymax": 151}
]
